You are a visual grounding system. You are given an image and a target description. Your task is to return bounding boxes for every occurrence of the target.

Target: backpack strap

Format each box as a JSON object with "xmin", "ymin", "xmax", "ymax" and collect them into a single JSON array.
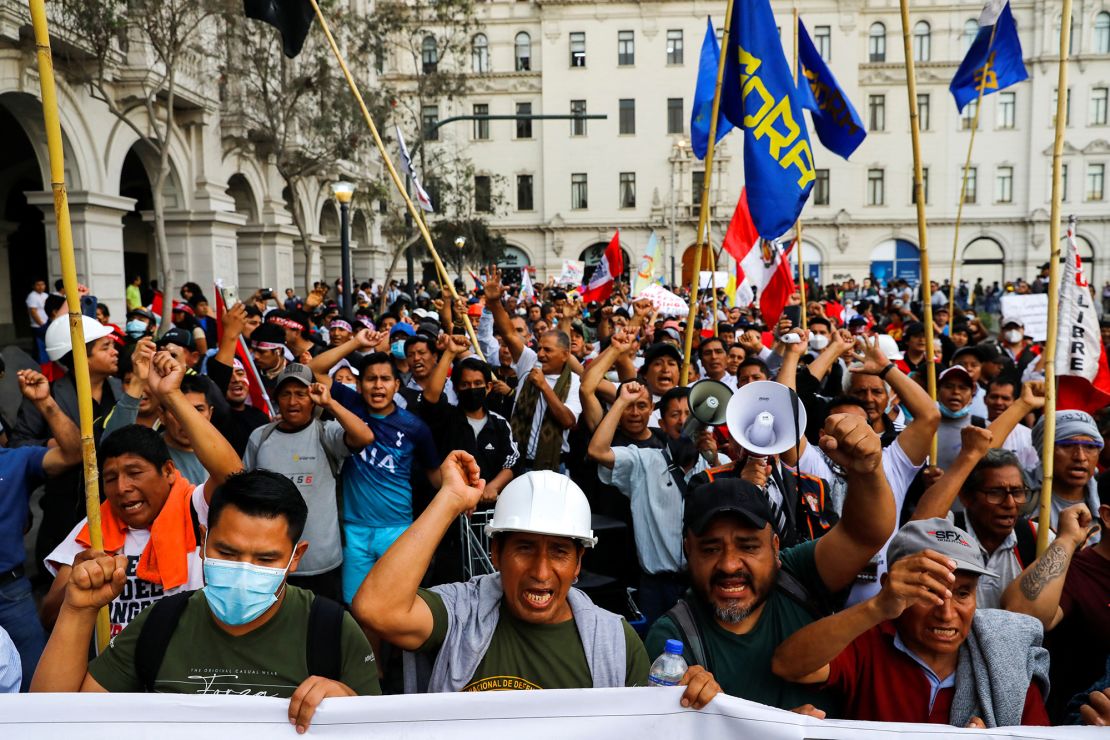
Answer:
[
  {"xmin": 135, "ymin": 590, "xmax": 195, "ymax": 692},
  {"xmin": 314, "ymin": 419, "xmax": 342, "ymax": 479},
  {"xmin": 306, "ymin": 595, "xmax": 346, "ymax": 680},
  {"xmin": 660, "ymin": 446, "xmax": 689, "ymax": 498},
  {"xmin": 662, "ymin": 599, "xmax": 707, "ymax": 670},
  {"xmin": 1013, "ymin": 518, "xmax": 1038, "ymax": 570},
  {"xmin": 775, "ymin": 567, "xmax": 830, "ymax": 619},
  {"xmin": 953, "ymin": 511, "xmax": 967, "ymax": 531}
]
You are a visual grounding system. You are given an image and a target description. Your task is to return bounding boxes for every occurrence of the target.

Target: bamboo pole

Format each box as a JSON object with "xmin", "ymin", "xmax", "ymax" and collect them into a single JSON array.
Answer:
[
  {"xmin": 793, "ymin": 6, "xmax": 808, "ymax": 331},
  {"xmin": 306, "ymin": 0, "xmax": 484, "ymax": 361},
  {"xmin": 898, "ymin": 0, "xmax": 938, "ymax": 462},
  {"xmin": 1038, "ymin": 2, "xmax": 1074, "ymax": 556},
  {"xmin": 682, "ymin": 0, "xmax": 734, "ymax": 386},
  {"xmin": 28, "ymin": 0, "xmax": 111, "ymax": 652},
  {"xmin": 948, "ymin": 25, "xmax": 999, "ymax": 313}
]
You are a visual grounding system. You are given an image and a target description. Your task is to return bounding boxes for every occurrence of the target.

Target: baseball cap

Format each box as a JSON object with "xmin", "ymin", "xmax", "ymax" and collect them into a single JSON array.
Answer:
[
  {"xmin": 126, "ymin": 307, "xmax": 156, "ymax": 322},
  {"xmin": 1001, "ymin": 316, "xmax": 1024, "ymax": 329},
  {"xmin": 938, "ymin": 364, "xmax": 974, "ymax": 387},
  {"xmin": 875, "ymin": 334, "xmax": 903, "ymax": 361},
  {"xmin": 886, "ymin": 518, "xmax": 995, "ymax": 578},
  {"xmin": 389, "ymin": 322, "xmax": 415, "ymax": 338},
  {"xmin": 644, "ymin": 342, "xmax": 683, "ymax": 367},
  {"xmin": 156, "ymin": 327, "xmax": 195, "ymax": 350},
  {"xmin": 275, "ymin": 363, "xmax": 314, "ymax": 389},
  {"xmin": 684, "ymin": 479, "xmax": 774, "ymax": 535}
]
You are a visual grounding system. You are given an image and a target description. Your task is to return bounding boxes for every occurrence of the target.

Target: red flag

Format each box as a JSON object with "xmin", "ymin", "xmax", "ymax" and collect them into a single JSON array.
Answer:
[
  {"xmin": 214, "ymin": 285, "xmax": 274, "ymax": 418},
  {"xmin": 580, "ymin": 231, "xmax": 623, "ymax": 304},
  {"xmin": 722, "ymin": 189, "xmax": 795, "ymax": 324},
  {"xmin": 1055, "ymin": 223, "xmax": 1110, "ymax": 413}
]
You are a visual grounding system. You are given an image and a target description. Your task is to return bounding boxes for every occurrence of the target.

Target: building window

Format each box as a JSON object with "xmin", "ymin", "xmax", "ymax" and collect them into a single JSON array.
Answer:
[
  {"xmin": 869, "ymin": 22, "xmax": 886, "ymax": 62},
  {"xmin": 422, "ymin": 35, "xmax": 438, "ymax": 74},
  {"xmin": 618, "ymin": 30, "xmax": 635, "ymax": 66},
  {"xmin": 868, "ymin": 94, "xmax": 885, "ymax": 132},
  {"xmin": 515, "ymin": 32, "xmax": 532, "ymax": 71},
  {"xmin": 961, "ymin": 99, "xmax": 979, "ymax": 130},
  {"xmin": 570, "ymin": 32, "xmax": 586, "ymax": 67},
  {"xmin": 995, "ymin": 166, "xmax": 1014, "ymax": 203},
  {"xmin": 619, "ymin": 98, "xmax": 636, "ymax": 134},
  {"xmin": 516, "ymin": 102, "xmax": 532, "ymax": 138},
  {"xmin": 814, "ymin": 169, "xmax": 830, "ymax": 205},
  {"xmin": 916, "ymin": 93, "xmax": 930, "ymax": 131},
  {"xmin": 517, "ymin": 174, "xmax": 534, "ymax": 211},
  {"xmin": 962, "ymin": 18, "xmax": 979, "ymax": 54},
  {"xmin": 963, "ymin": 166, "xmax": 978, "ymax": 204},
  {"xmin": 1097, "ymin": 12, "xmax": 1110, "ymax": 54},
  {"xmin": 1092, "ymin": 87, "xmax": 1108, "ymax": 125},
  {"xmin": 667, "ymin": 29, "xmax": 684, "ymax": 65},
  {"xmin": 571, "ymin": 173, "xmax": 588, "ymax": 209},
  {"xmin": 473, "ymin": 104, "xmax": 489, "ymax": 140},
  {"xmin": 422, "ymin": 105, "xmax": 439, "ymax": 140},
  {"xmin": 471, "ymin": 33, "xmax": 489, "ymax": 73},
  {"xmin": 1054, "ymin": 14, "xmax": 1076, "ymax": 56},
  {"xmin": 814, "ymin": 25, "xmax": 831, "ymax": 61},
  {"xmin": 997, "ymin": 92, "xmax": 1016, "ymax": 128},
  {"xmin": 667, "ymin": 97, "xmax": 684, "ymax": 134},
  {"xmin": 692, "ymin": 171, "xmax": 705, "ymax": 205},
  {"xmin": 1087, "ymin": 163, "xmax": 1105, "ymax": 200},
  {"xmin": 1052, "ymin": 87, "xmax": 1072, "ymax": 126},
  {"xmin": 1061, "ymin": 163, "xmax": 1070, "ymax": 201},
  {"xmin": 570, "ymin": 99, "xmax": 587, "ymax": 136},
  {"xmin": 619, "ymin": 172, "xmax": 636, "ymax": 208},
  {"xmin": 912, "ymin": 168, "xmax": 930, "ymax": 204},
  {"xmin": 474, "ymin": 175, "xmax": 492, "ymax": 212},
  {"xmin": 913, "ymin": 21, "xmax": 931, "ymax": 62},
  {"xmin": 867, "ymin": 168, "xmax": 885, "ymax": 205}
]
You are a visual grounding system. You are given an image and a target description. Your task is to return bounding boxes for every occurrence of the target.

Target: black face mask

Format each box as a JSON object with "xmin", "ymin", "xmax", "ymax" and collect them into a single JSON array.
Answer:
[{"xmin": 458, "ymin": 387, "xmax": 487, "ymax": 412}]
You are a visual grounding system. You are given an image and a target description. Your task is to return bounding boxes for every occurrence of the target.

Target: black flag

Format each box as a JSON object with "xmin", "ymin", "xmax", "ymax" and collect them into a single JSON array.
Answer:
[{"xmin": 243, "ymin": 0, "xmax": 315, "ymax": 58}]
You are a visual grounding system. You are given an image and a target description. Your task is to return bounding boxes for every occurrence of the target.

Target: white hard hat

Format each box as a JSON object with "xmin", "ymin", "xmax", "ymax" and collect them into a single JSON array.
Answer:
[
  {"xmin": 45, "ymin": 315, "xmax": 114, "ymax": 361},
  {"xmin": 875, "ymin": 333, "xmax": 904, "ymax": 361},
  {"xmin": 485, "ymin": 471, "xmax": 597, "ymax": 547}
]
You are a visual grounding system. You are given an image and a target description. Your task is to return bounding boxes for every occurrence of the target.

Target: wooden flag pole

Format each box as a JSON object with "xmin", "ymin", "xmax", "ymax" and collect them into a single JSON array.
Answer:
[
  {"xmin": 793, "ymin": 6, "xmax": 808, "ymax": 331},
  {"xmin": 1038, "ymin": 0, "xmax": 1074, "ymax": 556},
  {"xmin": 898, "ymin": 0, "xmax": 938, "ymax": 462},
  {"xmin": 682, "ymin": 0, "xmax": 735, "ymax": 386},
  {"xmin": 948, "ymin": 24, "xmax": 999, "ymax": 313},
  {"xmin": 28, "ymin": 0, "xmax": 111, "ymax": 652},
  {"xmin": 306, "ymin": 0, "xmax": 484, "ymax": 361}
]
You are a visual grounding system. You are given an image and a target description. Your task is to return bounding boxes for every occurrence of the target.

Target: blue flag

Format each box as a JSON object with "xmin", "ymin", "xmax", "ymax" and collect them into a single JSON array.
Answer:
[
  {"xmin": 796, "ymin": 19, "xmax": 865, "ymax": 160},
  {"xmin": 949, "ymin": 1, "xmax": 1028, "ymax": 112},
  {"xmin": 691, "ymin": 17, "xmax": 735, "ymax": 160},
  {"xmin": 719, "ymin": 0, "xmax": 815, "ymax": 240}
]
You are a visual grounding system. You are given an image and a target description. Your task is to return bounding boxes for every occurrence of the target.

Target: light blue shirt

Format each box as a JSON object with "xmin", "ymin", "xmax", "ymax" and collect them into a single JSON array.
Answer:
[
  {"xmin": 0, "ymin": 626, "xmax": 20, "ymax": 693},
  {"xmin": 893, "ymin": 631, "xmax": 955, "ymax": 712}
]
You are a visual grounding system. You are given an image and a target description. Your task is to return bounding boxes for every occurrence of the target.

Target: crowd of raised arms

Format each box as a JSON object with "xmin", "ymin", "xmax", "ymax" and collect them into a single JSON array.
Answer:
[{"xmin": 3, "ymin": 266, "xmax": 1109, "ymax": 732}]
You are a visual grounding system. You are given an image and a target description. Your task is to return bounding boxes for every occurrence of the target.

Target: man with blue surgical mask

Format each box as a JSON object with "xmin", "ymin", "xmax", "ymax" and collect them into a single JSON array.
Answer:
[
  {"xmin": 934, "ymin": 365, "xmax": 985, "ymax": 472},
  {"xmin": 31, "ymin": 469, "xmax": 381, "ymax": 734}
]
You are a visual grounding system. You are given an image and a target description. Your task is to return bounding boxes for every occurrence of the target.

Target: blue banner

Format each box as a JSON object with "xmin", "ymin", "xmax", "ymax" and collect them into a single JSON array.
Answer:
[
  {"xmin": 950, "ymin": 1, "xmax": 1028, "ymax": 112},
  {"xmin": 796, "ymin": 19, "xmax": 865, "ymax": 160},
  {"xmin": 719, "ymin": 0, "xmax": 815, "ymax": 240},
  {"xmin": 691, "ymin": 17, "xmax": 735, "ymax": 160}
]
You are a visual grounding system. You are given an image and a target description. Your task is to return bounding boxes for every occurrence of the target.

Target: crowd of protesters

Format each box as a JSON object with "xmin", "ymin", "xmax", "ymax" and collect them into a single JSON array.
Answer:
[{"xmin": 2, "ymin": 265, "xmax": 1109, "ymax": 731}]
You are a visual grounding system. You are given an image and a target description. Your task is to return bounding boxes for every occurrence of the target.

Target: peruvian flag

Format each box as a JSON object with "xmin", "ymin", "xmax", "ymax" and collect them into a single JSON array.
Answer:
[
  {"xmin": 722, "ymin": 188, "xmax": 796, "ymax": 325},
  {"xmin": 580, "ymin": 231, "xmax": 623, "ymax": 304},
  {"xmin": 214, "ymin": 284, "xmax": 275, "ymax": 418},
  {"xmin": 1056, "ymin": 220, "xmax": 1110, "ymax": 413}
]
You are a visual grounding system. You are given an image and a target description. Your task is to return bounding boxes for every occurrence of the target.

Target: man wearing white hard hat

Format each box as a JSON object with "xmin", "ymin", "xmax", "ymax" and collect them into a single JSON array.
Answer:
[
  {"xmin": 10, "ymin": 315, "xmax": 122, "ymax": 565},
  {"xmin": 354, "ymin": 453, "xmax": 720, "ymax": 708}
]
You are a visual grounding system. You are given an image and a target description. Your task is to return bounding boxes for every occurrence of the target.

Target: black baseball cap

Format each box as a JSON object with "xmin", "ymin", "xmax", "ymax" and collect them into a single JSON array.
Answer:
[
  {"xmin": 643, "ymin": 342, "xmax": 683, "ymax": 367},
  {"xmin": 684, "ymin": 479, "xmax": 774, "ymax": 535},
  {"xmin": 156, "ymin": 327, "xmax": 195, "ymax": 350}
]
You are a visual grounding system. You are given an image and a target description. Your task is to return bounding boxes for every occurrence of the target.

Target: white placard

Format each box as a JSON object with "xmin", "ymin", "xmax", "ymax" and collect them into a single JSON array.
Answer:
[
  {"xmin": 1000, "ymin": 294, "xmax": 1049, "ymax": 342},
  {"xmin": 698, "ymin": 271, "xmax": 730, "ymax": 291},
  {"xmin": 556, "ymin": 260, "xmax": 586, "ymax": 286}
]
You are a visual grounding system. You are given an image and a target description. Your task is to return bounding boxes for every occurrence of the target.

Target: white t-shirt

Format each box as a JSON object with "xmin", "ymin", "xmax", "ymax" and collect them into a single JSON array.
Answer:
[
  {"xmin": 45, "ymin": 483, "xmax": 209, "ymax": 637},
  {"xmin": 25, "ymin": 290, "xmax": 47, "ymax": 326},
  {"xmin": 466, "ymin": 415, "xmax": 488, "ymax": 437},
  {"xmin": 512, "ymin": 346, "xmax": 582, "ymax": 459}
]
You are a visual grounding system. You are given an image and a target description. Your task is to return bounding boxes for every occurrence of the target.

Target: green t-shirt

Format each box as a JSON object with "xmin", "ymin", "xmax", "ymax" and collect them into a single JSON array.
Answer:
[
  {"xmin": 418, "ymin": 590, "xmax": 649, "ymax": 691},
  {"xmin": 644, "ymin": 540, "xmax": 838, "ymax": 714},
  {"xmin": 89, "ymin": 586, "xmax": 381, "ymax": 697}
]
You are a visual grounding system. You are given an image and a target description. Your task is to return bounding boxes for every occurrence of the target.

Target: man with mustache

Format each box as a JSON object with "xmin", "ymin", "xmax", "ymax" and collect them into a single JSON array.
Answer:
[{"xmin": 644, "ymin": 413, "xmax": 894, "ymax": 715}]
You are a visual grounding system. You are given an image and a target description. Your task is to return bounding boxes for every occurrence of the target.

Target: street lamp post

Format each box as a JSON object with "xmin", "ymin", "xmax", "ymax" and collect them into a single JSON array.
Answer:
[{"xmin": 332, "ymin": 181, "xmax": 356, "ymax": 321}]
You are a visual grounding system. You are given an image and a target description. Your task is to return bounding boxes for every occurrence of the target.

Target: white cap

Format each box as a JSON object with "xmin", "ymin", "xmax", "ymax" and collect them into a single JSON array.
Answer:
[
  {"xmin": 45, "ymin": 316, "xmax": 114, "ymax": 361},
  {"xmin": 485, "ymin": 471, "xmax": 597, "ymax": 547},
  {"xmin": 875, "ymin": 334, "xmax": 904, "ymax": 361},
  {"xmin": 1001, "ymin": 316, "xmax": 1024, "ymax": 329}
]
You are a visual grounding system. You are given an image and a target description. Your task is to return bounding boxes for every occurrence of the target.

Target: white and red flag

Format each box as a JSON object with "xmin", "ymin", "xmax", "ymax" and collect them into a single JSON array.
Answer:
[
  {"xmin": 722, "ymin": 188, "xmax": 796, "ymax": 325},
  {"xmin": 580, "ymin": 231, "xmax": 623, "ymax": 304},
  {"xmin": 1056, "ymin": 218, "xmax": 1110, "ymax": 413}
]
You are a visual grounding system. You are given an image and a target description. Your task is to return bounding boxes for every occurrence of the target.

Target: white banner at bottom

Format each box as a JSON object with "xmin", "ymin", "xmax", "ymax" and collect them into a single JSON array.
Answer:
[{"xmin": 0, "ymin": 689, "xmax": 1099, "ymax": 738}]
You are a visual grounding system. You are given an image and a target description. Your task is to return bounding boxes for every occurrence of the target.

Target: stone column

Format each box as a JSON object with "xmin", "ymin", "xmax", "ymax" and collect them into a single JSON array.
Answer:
[
  {"xmin": 235, "ymin": 223, "xmax": 299, "ymax": 295},
  {"xmin": 143, "ymin": 208, "xmax": 248, "ymax": 299}
]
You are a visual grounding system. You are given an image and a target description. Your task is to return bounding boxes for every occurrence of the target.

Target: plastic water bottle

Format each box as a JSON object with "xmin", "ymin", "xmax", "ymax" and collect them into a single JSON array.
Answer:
[{"xmin": 648, "ymin": 639, "xmax": 688, "ymax": 686}]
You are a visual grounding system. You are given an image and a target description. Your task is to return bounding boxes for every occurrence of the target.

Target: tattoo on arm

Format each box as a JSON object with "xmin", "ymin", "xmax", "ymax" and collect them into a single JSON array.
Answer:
[{"xmin": 1019, "ymin": 541, "xmax": 1070, "ymax": 600}]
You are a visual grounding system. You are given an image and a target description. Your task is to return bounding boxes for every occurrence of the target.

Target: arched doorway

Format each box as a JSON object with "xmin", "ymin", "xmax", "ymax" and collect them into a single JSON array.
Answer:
[
  {"xmin": 680, "ymin": 244, "xmax": 714, "ymax": 287},
  {"xmin": 789, "ymin": 241, "xmax": 823, "ymax": 283},
  {"xmin": 120, "ymin": 147, "xmax": 155, "ymax": 299},
  {"xmin": 319, "ymin": 200, "xmax": 339, "ymax": 239},
  {"xmin": 870, "ymin": 239, "xmax": 920, "ymax": 286},
  {"xmin": 0, "ymin": 103, "xmax": 46, "ymax": 342},
  {"xmin": 961, "ymin": 237, "xmax": 1005, "ymax": 288},
  {"xmin": 498, "ymin": 244, "xmax": 531, "ymax": 285},
  {"xmin": 580, "ymin": 242, "xmax": 631, "ymax": 283},
  {"xmin": 1062, "ymin": 233, "xmax": 1097, "ymax": 285}
]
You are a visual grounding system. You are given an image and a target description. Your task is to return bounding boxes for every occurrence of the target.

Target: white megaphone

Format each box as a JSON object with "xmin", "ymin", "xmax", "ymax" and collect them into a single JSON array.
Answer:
[
  {"xmin": 725, "ymin": 380, "xmax": 807, "ymax": 456},
  {"xmin": 682, "ymin": 379, "xmax": 733, "ymax": 438}
]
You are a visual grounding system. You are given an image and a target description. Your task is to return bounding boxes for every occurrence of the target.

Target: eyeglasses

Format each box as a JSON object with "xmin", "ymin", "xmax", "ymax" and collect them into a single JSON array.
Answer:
[
  {"xmin": 978, "ymin": 487, "xmax": 1031, "ymax": 504},
  {"xmin": 1057, "ymin": 440, "xmax": 1103, "ymax": 457}
]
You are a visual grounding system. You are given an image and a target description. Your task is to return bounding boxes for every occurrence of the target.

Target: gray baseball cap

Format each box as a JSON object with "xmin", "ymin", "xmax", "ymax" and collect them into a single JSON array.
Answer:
[
  {"xmin": 275, "ymin": 363, "xmax": 314, "ymax": 389},
  {"xmin": 886, "ymin": 518, "xmax": 995, "ymax": 578}
]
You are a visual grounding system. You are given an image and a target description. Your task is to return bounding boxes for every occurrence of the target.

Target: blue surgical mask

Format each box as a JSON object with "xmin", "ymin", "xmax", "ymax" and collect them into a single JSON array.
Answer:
[
  {"xmin": 391, "ymin": 339, "xmax": 406, "ymax": 358},
  {"xmin": 202, "ymin": 537, "xmax": 295, "ymax": 626},
  {"xmin": 939, "ymin": 403, "xmax": 972, "ymax": 420},
  {"xmin": 341, "ymin": 382, "xmax": 357, "ymax": 391},
  {"xmin": 125, "ymin": 319, "xmax": 148, "ymax": 337}
]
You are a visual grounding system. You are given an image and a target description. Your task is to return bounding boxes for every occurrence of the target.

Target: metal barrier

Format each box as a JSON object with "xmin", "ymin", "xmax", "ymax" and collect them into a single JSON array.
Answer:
[{"xmin": 459, "ymin": 510, "xmax": 495, "ymax": 580}]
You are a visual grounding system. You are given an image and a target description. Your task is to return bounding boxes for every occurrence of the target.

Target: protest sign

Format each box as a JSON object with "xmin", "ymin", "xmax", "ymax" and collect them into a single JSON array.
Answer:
[
  {"xmin": 1000, "ymin": 293, "xmax": 1049, "ymax": 342},
  {"xmin": 556, "ymin": 260, "xmax": 585, "ymax": 286},
  {"xmin": 698, "ymin": 271, "xmax": 730, "ymax": 291},
  {"xmin": 0, "ymin": 689, "xmax": 1094, "ymax": 739},
  {"xmin": 638, "ymin": 284, "xmax": 689, "ymax": 317}
]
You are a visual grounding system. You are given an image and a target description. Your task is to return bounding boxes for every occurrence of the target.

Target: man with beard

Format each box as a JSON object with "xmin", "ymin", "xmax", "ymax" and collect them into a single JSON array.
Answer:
[{"xmin": 645, "ymin": 412, "xmax": 895, "ymax": 714}]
